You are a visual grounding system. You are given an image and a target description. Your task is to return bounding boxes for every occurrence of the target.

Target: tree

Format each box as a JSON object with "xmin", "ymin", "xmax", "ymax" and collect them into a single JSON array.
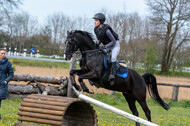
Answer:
[
  {"xmin": 0, "ymin": 0, "xmax": 22, "ymax": 49},
  {"xmin": 3, "ymin": 11, "xmax": 38, "ymax": 52},
  {"xmin": 143, "ymin": 40, "xmax": 157, "ymax": 73},
  {"xmin": 45, "ymin": 13, "xmax": 75, "ymax": 44},
  {"xmin": 0, "ymin": 0, "xmax": 22, "ymax": 26},
  {"xmin": 146, "ymin": 0, "xmax": 190, "ymax": 74}
]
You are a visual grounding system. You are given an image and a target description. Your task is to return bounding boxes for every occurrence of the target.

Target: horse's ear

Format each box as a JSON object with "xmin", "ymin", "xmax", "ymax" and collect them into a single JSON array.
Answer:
[{"xmin": 67, "ymin": 31, "xmax": 69, "ymax": 35}]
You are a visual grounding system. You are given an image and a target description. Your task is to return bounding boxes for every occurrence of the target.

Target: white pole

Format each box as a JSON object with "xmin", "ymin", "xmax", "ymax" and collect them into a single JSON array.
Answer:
[{"xmin": 73, "ymin": 87, "xmax": 159, "ymax": 126}]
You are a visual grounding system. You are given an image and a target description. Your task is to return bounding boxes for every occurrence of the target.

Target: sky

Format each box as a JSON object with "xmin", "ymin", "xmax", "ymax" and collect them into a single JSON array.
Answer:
[{"xmin": 20, "ymin": 0, "xmax": 149, "ymax": 24}]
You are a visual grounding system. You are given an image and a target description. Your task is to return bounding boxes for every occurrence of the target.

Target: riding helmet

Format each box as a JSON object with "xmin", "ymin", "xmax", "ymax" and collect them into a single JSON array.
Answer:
[{"xmin": 93, "ymin": 13, "xmax": 106, "ymax": 24}]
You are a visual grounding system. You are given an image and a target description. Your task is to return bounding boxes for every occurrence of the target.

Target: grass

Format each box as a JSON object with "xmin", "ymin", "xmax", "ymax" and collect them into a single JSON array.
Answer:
[
  {"xmin": 89, "ymin": 93, "xmax": 190, "ymax": 126},
  {"xmin": 0, "ymin": 98, "xmax": 22, "ymax": 126},
  {"xmin": 1, "ymin": 93, "xmax": 190, "ymax": 126}
]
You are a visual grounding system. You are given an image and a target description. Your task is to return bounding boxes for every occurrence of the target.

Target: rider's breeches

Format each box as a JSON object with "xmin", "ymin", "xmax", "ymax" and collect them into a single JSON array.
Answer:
[{"xmin": 110, "ymin": 41, "xmax": 120, "ymax": 62}]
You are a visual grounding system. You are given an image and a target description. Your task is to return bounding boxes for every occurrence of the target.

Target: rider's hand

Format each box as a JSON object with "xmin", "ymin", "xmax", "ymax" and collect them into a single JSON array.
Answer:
[{"xmin": 99, "ymin": 46, "xmax": 108, "ymax": 53}]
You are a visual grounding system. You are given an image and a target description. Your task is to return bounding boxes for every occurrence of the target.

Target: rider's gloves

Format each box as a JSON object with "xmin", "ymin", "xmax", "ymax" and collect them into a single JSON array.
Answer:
[{"xmin": 99, "ymin": 46, "xmax": 108, "ymax": 53}]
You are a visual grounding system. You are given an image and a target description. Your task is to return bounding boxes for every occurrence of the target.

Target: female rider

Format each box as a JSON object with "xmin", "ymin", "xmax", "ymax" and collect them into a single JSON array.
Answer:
[{"xmin": 93, "ymin": 13, "xmax": 120, "ymax": 86}]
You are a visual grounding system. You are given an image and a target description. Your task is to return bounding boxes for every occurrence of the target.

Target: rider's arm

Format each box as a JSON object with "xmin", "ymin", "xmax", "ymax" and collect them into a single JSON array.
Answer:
[{"xmin": 105, "ymin": 29, "xmax": 116, "ymax": 48}]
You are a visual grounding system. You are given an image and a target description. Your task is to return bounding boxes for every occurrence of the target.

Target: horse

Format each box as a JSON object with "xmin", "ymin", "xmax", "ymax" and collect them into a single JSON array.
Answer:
[{"xmin": 64, "ymin": 30, "xmax": 169, "ymax": 126}]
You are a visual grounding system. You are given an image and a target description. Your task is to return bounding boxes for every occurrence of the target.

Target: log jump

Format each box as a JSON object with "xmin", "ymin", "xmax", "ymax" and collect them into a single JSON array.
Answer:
[
  {"xmin": 9, "ymin": 74, "xmax": 68, "ymax": 99},
  {"xmin": 15, "ymin": 94, "xmax": 98, "ymax": 126}
]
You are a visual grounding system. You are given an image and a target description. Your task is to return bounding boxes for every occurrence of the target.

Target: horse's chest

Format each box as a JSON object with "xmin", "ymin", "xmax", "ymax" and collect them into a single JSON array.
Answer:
[{"xmin": 80, "ymin": 58, "xmax": 99, "ymax": 72}]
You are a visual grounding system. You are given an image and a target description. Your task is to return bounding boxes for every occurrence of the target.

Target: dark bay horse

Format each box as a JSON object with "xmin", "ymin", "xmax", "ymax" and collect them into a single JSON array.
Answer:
[{"xmin": 64, "ymin": 30, "xmax": 169, "ymax": 126}]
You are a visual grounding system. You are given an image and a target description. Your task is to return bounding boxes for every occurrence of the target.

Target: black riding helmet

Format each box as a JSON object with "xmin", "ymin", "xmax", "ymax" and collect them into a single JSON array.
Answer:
[{"xmin": 92, "ymin": 13, "xmax": 106, "ymax": 24}]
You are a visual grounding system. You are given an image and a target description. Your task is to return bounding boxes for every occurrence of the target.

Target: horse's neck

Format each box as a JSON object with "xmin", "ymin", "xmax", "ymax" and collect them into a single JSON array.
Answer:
[{"xmin": 77, "ymin": 35, "xmax": 96, "ymax": 51}]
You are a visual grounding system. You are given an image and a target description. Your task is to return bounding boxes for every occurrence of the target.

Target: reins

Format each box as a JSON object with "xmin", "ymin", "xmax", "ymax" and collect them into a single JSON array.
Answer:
[{"xmin": 81, "ymin": 49, "xmax": 104, "ymax": 59}]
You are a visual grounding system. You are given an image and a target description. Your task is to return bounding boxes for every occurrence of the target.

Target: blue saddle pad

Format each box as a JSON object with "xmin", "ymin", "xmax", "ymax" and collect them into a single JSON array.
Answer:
[{"xmin": 116, "ymin": 65, "xmax": 128, "ymax": 79}]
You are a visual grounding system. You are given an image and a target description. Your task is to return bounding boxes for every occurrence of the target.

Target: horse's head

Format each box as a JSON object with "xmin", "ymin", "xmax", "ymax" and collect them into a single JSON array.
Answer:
[
  {"xmin": 64, "ymin": 31, "xmax": 79, "ymax": 60},
  {"xmin": 64, "ymin": 30, "xmax": 97, "ymax": 60}
]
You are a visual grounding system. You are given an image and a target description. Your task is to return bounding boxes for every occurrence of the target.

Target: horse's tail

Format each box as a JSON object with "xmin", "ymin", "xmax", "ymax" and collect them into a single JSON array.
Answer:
[{"xmin": 142, "ymin": 73, "xmax": 170, "ymax": 110}]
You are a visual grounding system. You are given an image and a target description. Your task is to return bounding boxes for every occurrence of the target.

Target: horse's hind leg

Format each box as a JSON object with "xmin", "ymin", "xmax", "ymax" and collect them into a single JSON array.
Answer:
[
  {"xmin": 132, "ymin": 86, "xmax": 151, "ymax": 122},
  {"xmin": 122, "ymin": 92, "xmax": 140, "ymax": 126},
  {"xmin": 137, "ymin": 98, "xmax": 151, "ymax": 122}
]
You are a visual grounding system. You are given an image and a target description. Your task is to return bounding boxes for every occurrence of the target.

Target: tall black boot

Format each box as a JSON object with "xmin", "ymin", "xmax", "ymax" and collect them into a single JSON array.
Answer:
[{"xmin": 108, "ymin": 62, "xmax": 117, "ymax": 86}]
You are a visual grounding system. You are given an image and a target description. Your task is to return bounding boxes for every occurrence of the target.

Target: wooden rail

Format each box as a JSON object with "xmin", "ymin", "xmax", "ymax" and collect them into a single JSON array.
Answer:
[{"xmin": 157, "ymin": 83, "xmax": 190, "ymax": 101}]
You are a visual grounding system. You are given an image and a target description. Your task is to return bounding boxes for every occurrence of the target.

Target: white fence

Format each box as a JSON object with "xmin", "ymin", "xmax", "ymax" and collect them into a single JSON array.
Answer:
[{"xmin": 6, "ymin": 51, "xmax": 69, "ymax": 63}]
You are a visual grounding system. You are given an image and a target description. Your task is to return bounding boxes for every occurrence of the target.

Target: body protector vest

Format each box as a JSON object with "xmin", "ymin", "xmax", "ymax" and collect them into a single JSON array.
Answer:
[{"xmin": 94, "ymin": 24, "xmax": 119, "ymax": 45}]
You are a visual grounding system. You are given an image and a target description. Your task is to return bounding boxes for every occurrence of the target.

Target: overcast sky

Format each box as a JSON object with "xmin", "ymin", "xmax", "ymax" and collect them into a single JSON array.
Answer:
[{"xmin": 20, "ymin": 0, "xmax": 149, "ymax": 24}]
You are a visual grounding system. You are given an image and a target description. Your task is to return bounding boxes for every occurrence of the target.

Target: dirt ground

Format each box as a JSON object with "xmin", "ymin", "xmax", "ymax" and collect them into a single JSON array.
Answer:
[{"xmin": 12, "ymin": 65, "xmax": 190, "ymax": 100}]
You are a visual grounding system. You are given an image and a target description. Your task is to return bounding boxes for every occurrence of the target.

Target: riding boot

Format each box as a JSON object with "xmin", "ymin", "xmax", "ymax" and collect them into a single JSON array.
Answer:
[{"xmin": 108, "ymin": 62, "xmax": 117, "ymax": 86}]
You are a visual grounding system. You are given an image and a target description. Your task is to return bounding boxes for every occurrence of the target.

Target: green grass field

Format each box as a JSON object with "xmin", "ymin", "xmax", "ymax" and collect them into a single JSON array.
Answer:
[{"xmin": 0, "ymin": 93, "xmax": 190, "ymax": 126}]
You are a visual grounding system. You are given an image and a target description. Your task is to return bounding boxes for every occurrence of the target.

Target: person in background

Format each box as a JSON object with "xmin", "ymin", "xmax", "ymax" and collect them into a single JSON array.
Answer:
[
  {"xmin": 0, "ymin": 48, "xmax": 14, "ymax": 120},
  {"xmin": 93, "ymin": 13, "xmax": 120, "ymax": 86}
]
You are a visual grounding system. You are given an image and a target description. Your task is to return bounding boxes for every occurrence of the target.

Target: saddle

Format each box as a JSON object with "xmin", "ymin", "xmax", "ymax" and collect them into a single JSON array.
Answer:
[{"xmin": 104, "ymin": 54, "xmax": 128, "ymax": 79}]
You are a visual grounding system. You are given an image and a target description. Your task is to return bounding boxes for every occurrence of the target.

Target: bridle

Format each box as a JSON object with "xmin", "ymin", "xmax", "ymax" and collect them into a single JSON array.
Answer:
[{"xmin": 64, "ymin": 31, "xmax": 79, "ymax": 57}]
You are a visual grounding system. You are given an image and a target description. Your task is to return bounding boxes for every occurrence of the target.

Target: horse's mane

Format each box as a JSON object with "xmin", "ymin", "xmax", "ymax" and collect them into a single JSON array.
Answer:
[{"xmin": 75, "ymin": 30, "xmax": 94, "ymax": 42}]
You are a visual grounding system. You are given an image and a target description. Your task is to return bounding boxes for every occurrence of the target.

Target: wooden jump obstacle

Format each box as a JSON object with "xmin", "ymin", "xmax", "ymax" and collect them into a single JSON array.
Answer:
[{"xmin": 15, "ymin": 94, "xmax": 98, "ymax": 126}]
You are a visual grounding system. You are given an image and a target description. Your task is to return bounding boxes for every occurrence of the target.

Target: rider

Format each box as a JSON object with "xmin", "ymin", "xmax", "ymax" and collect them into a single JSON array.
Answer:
[{"xmin": 93, "ymin": 13, "xmax": 120, "ymax": 85}]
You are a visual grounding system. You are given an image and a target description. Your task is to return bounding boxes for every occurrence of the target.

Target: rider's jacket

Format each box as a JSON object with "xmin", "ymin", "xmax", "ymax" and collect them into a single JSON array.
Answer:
[{"xmin": 94, "ymin": 24, "xmax": 119, "ymax": 45}]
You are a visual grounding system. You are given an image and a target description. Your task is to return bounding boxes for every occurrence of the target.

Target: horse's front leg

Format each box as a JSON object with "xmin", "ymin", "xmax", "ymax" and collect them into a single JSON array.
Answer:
[
  {"xmin": 78, "ymin": 77, "xmax": 94, "ymax": 94},
  {"xmin": 76, "ymin": 70, "xmax": 98, "ymax": 93},
  {"xmin": 70, "ymin": 69, "xmax": 84, "ymax": 91},
  {"xmin": 79, "ymin": 70, "xmax": 98, "ymax": 79}
]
